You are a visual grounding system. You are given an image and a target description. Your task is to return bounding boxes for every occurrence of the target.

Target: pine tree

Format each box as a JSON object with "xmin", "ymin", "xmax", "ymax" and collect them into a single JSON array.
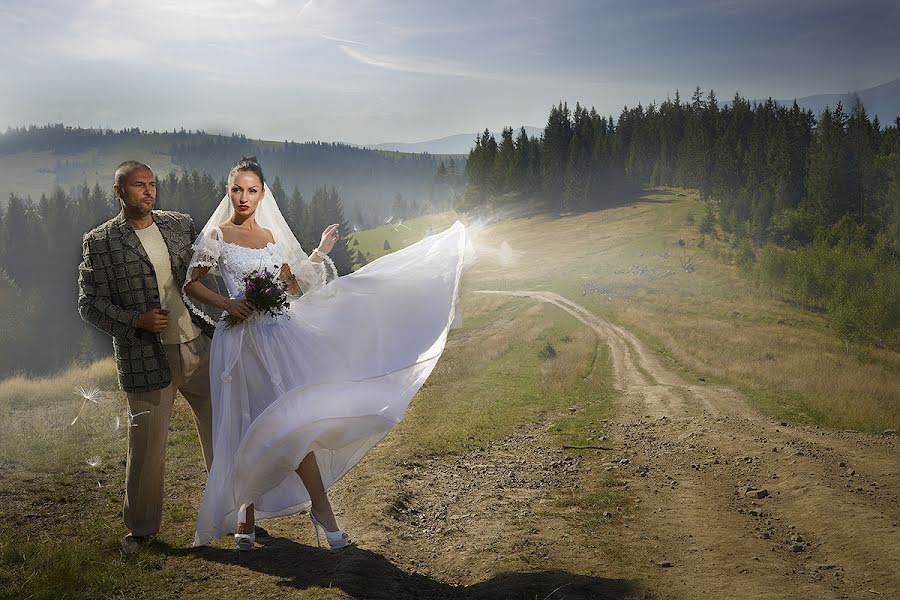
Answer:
[
  {"xmin": 847, "ymin": 95, "xmax": 878, "ymax": 226},
  {"xmin": 2, "ymin": 194, "xmax": 39, "ymax": 289},
  {"xmin": 541, "ymin": 102, "xmax": 573, "ymax": 210},
  {"xmin": 285, "ymin": 185, "xmax": 307, "ymax": 241},
  {"xmin": 495, "ymin": 126, "xmax": 516, "ymax": 193},
  {"xmin": 805, "ymin": 105, "xmax": 851, "ymax": 229}
]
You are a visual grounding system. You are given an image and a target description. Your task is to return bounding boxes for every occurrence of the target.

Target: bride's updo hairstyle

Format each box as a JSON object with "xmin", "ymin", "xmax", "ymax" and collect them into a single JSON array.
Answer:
[{"xmin": 228, "ymin": 155, "xmax": 266, "ymax": 186}]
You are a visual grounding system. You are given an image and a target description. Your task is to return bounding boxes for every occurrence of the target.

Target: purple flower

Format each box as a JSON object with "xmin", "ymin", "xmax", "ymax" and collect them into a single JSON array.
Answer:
[{"xmin": 223, "ymin": 268, "xmax": 290, "ymax": 330}]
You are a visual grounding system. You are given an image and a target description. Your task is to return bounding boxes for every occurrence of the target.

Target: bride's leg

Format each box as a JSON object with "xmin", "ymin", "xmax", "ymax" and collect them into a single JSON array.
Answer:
[
  {"xmin": 295, "ymin": 452, "xmax": 339, "ymax": 531},
  {"xmin": 237, "ymin": 503, "xmax": 255, "ymax": 534}
]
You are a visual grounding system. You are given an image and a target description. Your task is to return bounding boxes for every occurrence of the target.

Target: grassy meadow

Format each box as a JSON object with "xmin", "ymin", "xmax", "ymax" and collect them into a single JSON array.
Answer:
[
  {"xmin": 0, "ymin": 138, "xmax": 183, "ymax": 204},
  {"xmin": 348, "ymin": 212, "xmax": 461, "ymax": 267},
  {"xmin": 1, "ymin": 187, "xmax": 897, "ymax": 598}
]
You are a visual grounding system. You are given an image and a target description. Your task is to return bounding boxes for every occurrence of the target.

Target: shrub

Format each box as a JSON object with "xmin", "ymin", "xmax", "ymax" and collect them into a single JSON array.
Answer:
[
  {"xmin": 785, "ymin": 240, "xmax": 835, "ymax": 310},
  {"xmin": 769, "ymin": 208, "xmax": 816, "ymax": 247},
  {"xmin": 698, "ymin": 204, "xmax": 716, "ymax": 236},
  {"xmin": 538, "ymin": 342, "xmax": 558, "ymax": 360},
  {"xmin": 755, "ymin": 244, "xmax": 789, "ymax": 297},
  {"xmin": 734, "ymin": 238, "xmax": 756, "ymax": 275}
]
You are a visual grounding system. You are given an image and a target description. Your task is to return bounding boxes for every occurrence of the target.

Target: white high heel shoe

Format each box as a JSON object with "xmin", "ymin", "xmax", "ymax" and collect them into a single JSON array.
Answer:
[
  {"xmin": 234, "ymin": 504, "xmax": 255, "ymax": 551},
  {"xmin": 234, "ymin": 529, "xmax": 255, "ymax": 551},
  {"xmin": 309, "ymin": 510, "xmax": 352, "ymax": 550}
]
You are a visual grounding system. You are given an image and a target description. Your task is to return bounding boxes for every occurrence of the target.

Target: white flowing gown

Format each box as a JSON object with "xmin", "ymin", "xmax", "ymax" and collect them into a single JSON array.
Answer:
[{"xmin": 193, "ymin": 221, "xmax": 472, "ymax": 546}]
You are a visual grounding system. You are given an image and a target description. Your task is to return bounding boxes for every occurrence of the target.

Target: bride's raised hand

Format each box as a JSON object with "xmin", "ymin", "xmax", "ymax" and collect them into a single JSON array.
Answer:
[
  {"xmin": 223, "ymin": 299, "xmax": 255, "ymax": 321},
  {"xmin": 317, "ymin": 224, "xmax": 340, "ymax": 254}
]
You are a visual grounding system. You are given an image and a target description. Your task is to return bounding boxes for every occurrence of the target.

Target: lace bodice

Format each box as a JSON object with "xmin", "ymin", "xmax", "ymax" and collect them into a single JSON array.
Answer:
[
  {"xmin": 218, "ymin": 241, "xmax": 284, "ymax": 299},
  {"xmin": 182, "ymin": 225, "xmax": 338, "ymax": 328}
]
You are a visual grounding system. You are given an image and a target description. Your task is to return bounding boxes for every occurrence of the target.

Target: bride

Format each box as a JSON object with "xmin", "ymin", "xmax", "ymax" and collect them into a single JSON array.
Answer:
[{"xmin": 183, "ymin": 157, "xmax": 472, "ymax": 551}]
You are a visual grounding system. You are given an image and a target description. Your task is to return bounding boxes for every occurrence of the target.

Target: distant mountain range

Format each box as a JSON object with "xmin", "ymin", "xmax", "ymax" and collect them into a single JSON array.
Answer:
[
  {"xmin": 356, "ymin": 126, "xmax": 544, "ymax": 156},
  {"xmin": 777, "ymin": 77, "xmax": 900, "ymax": 122}
]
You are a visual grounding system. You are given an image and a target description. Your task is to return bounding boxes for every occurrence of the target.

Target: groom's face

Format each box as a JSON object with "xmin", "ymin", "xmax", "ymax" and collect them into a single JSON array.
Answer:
[{"xmin": 117, "ymin": 167, "xmax": 157, "ymax": 217}]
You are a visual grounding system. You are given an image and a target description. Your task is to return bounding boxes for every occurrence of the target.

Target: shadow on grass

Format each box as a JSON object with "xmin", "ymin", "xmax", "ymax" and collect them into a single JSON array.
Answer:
[{"xmin": 163, "ymin": 536, "xmax": 639, "ymax": 600}]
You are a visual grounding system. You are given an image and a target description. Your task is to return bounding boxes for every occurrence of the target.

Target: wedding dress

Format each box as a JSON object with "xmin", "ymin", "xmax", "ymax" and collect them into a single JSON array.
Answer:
[{"xmin": 186, "ymin": 187, "xmax": 473, "ymax": 546}]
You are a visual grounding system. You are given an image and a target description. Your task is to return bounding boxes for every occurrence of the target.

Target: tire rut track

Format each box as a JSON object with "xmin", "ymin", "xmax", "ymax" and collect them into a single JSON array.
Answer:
[{"xmin": 476, "ymin": 290, "xmax": 900, "ymax": 599}]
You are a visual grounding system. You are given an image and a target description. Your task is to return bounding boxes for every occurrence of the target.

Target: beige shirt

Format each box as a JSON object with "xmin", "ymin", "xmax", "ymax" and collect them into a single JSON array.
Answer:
[{"xmin": 134, "ymin": 221, "xmax": 202, "ymax": 345}]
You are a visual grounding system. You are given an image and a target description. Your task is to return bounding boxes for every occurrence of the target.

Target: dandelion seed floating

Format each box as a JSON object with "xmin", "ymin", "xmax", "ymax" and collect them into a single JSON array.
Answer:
[
  {"xmin": 76, "ymin": 386, "xmax": 101, "ymax": 402},
  {"xmin": 87, "ymin": 456, "xmax": 102, "ymax": 468},
  {"xmin": 70, "ymin": 386, "xmax": 103, "ymax": 425},
  {"xmin": 126, "ymin": 409, "xmax": 150, "ymax": 428}
]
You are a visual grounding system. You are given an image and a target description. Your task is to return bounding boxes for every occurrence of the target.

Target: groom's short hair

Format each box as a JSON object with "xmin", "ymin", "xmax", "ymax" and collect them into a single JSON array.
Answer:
[{"xmin": 114, "ymin": 160, "xmax": 154, "ymax": 192}]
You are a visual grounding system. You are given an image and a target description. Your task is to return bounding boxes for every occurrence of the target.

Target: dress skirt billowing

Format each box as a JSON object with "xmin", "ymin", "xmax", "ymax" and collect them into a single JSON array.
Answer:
[{"xmin": 194, "ymin": 221, "xmax": 473, "ymax": 545}]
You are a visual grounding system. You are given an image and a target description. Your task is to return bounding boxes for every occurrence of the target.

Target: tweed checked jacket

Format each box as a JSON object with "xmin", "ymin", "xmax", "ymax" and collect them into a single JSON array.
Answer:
[{"xmin": 78, "ymin": 210, "xmax": 215, "ymax": 393}]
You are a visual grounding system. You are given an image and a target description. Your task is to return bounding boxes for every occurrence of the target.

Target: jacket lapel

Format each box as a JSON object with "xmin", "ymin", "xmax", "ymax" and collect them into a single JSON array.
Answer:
[
  {"xmin": 115, "ymin": 212, "xmax": 154, "ymax": 270},
  {"xmin": 153, "ymin": 212, "xmax": 186, "ymax": 275}
]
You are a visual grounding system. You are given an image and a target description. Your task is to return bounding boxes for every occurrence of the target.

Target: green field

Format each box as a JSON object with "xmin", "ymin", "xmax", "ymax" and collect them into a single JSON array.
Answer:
[
  {"xmin": 348, "ymin": 212, "xmax": 462, "ymax": 267},
  {"xmin": 0, "ymin": 138, "xmax": 182, "ymax": 203}
]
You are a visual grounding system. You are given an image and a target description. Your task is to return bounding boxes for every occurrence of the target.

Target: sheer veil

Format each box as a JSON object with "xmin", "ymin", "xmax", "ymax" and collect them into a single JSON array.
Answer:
[{"xmin": 182, "ymin": 183, "xmax": 337, "ymax": 326}]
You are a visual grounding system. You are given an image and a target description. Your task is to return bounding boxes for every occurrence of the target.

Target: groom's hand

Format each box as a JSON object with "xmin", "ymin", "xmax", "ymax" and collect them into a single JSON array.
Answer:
[{"xmin": 136, "ymin": 308, "xmax": 170, "ymax": 333}]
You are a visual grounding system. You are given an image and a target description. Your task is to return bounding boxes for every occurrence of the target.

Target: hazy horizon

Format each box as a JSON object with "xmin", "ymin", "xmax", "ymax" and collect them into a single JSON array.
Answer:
[{"xmin": 2, "ymin": 0, "xmax": 899, "ymax": 145}]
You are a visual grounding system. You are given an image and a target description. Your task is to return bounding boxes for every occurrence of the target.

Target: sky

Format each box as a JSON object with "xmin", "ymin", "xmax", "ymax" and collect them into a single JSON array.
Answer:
[{"xmin": 1, "ymin": 0, "xmax": 899, "ymax": 144}]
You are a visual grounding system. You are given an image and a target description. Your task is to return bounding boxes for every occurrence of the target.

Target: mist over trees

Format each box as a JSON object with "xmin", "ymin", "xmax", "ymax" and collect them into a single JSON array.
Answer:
[
  {"xmin": 465, "ymin": 90, "xmax": 899, "ymax": 349},
  {"xmin": 168, "ymin": 134, "xmax": 457, "ymax": 226},
  {"xmin": 0, "ymin": 125, "xmax": 460, "ymax": 226}
]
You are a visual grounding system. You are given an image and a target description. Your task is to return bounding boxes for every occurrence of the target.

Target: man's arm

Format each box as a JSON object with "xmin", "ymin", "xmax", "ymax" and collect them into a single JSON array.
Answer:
[{"xmin": 77, "ymin": 233, "xmax": 141, "ymax": 342}]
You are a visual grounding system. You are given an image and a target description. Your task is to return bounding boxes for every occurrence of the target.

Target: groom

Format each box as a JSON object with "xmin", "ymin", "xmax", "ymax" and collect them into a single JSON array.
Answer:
[{"xmin": 77, "ymin": 160, "xmax": 216, "ymax": 553}]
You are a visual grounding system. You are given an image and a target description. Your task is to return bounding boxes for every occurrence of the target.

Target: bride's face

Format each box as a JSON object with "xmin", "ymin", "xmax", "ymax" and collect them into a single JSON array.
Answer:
[{"xmin": 228, "ymin": 171, "xmax": 264, "ymax": 218}]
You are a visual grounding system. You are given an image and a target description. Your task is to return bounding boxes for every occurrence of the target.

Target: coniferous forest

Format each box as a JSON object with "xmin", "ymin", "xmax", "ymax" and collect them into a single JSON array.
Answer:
[{"xmin": 464, "ymin": 89, "xmax": 899, "ymax": 350}]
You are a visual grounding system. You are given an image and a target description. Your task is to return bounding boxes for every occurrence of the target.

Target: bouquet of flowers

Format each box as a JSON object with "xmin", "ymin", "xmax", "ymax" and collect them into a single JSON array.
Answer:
[{"xmin": 223, "ymin": 268, "xmax": 290, "ymax": 329}]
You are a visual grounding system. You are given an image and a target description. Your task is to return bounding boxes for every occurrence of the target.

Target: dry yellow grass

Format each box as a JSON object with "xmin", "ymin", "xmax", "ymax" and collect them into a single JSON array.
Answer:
[
  {"xmin": 0, "ymin": 358, "xmax": 122, "ymax": 470},
  {"xmin": 0, "ymin": 357, "xmax": 118, "ymax": 409}
]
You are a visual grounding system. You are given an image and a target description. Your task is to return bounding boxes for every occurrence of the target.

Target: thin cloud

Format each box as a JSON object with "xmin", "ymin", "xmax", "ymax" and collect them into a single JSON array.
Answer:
[
  {"xmin": 298, "ymin": 0, "xmax": 316, "ymax": 17},
  {"xmin": 320, "ymin": 33, "xmax": 366, "ymax": 46},
  {"xmin": 338, "ymin": 45, "xmax": 495, "ymax": 79}
]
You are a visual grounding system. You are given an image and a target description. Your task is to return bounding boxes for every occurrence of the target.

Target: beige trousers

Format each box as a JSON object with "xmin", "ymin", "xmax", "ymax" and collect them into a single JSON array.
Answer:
[{"xmin": 123, "ymin": 334, "xmax": 213, "ymax": 537}]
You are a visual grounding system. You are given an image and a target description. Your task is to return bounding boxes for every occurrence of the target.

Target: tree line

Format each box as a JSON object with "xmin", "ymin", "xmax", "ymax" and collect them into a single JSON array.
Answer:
[{"xmin": 465, "ymin": 90, "xmax": 899, "ymax": 349}]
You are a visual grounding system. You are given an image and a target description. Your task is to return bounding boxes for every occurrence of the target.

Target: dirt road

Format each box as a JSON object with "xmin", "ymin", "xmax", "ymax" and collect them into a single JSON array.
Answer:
[{"xmin": 380, "ymin": 289, "xmax": 900, "ymax": 599}]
